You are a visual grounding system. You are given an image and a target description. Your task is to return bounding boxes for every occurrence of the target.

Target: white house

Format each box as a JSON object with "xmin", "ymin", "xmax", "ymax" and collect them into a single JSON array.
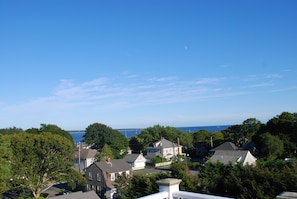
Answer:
[
  {"xmin": 146, "ymin": 138, "xmax": 182, "ymax": 161},
  {"xmin": 74, "ymin": 148, "xmax": 98, "ymax": 172},
  {"xmin": 124, "ymin": 153, "xmax": 147, "ymax": 170}
]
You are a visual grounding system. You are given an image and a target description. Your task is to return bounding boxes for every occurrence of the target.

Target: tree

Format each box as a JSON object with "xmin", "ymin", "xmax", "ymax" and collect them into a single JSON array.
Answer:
[
  {"xmin": 26, "ymin": 124, "xmax": 74, "ymax": 144},
  {"xmin": 258, "ymin": 132, "xmax": 284, "ymax": 159},
  {"xmin": 84, "ymin": 123, "xmax": 128, "ymax": 158},
  {"xmin": 0, "ymin": 134, "xmax": 12, "ymax": 195},
  {"xmin": 266, "ymin": 112, "xmax": 297, "ymax": 157},
  {"xmin": 114, "ymin": 173, "xmax": 132, "ymax": 199},
  {"xmin": 170, "ymin": 162, "xmax": 201, "ymax": 192},
  {"xmin": 133, "ymin": 125, "xmax": 183, "ymax": 155},
  {"xmin": 0, "ymin": 127, "xmax": 23, "ymax": 134},
  {"xmin": 180, "ymin": 132, "xmax": 194, "ymax": 149},
  {"xmin": 10, "ymin": 132, "xmax": 86, "ymax": 198},
  {"xmin": 241, "ymin": 118, "xmax": 261, "ymax": 142},
  {"xmin": 96, "ymin": 144, "xmax": 114, "ymax": 162}
]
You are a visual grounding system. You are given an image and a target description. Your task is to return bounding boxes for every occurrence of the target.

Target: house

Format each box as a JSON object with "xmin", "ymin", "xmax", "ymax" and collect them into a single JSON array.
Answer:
[
  {"xmin": 74, "ymin": 148, "xmax": 98, "ymax": 172},
  {"xmin": 85, "ymin": 159, "xmax": 132, "ymax": 199},
  {"xmin": 124, "ymin": 153, "xmax": 147, "ymax": 170},
  {"xmin": 209, "ymin": 141, "xmax": 238, "ymax": 153},
  {"xmin": 48, "ymin": 191, "xmax": 100, "ymax": 199},
  {"xmin": 146, "ymin": 138, "xmax": 182, "ymax": 161},
  {"xmin": 208, "ymin": 150, "xmax": 257, "ymax": 166}
]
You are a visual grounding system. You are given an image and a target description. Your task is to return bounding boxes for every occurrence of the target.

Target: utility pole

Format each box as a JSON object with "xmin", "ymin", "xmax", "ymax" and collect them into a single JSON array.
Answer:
[{"xmin": 78, "ymin": 142, "xmax": 81, "ymax": 172}]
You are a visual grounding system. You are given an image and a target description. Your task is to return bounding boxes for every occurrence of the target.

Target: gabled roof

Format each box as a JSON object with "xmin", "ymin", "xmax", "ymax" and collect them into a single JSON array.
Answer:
[
  {"xmin": 124, "ymin": 154, "xmax": 145, "ymax": 162},
  {"xmin": 94, "ymin": 159, "xmax": 131, "ymax": 173},
  {"xmin": 208, "ymin": 150, "xmax": 257, "ymax": 166},
  {"xmin": 150, "ymin": 138, "xmax": 178, "ymax": 149},
  {"xmin": 49, "ymin": 191, "xmax": 100, "ymax": 199},
  {"xmin": 210, "ymin": 141, "xmax": 238, "ymax": 152},
  {"xmin": 75, "ymin": 148, "xmax": 98, "ymax": 159}
]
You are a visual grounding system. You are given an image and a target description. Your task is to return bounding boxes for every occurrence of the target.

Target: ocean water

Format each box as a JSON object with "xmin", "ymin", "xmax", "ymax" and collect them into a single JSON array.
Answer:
[{"xmin": 70, "ymin": 125, "xmax": 230, "ymax": 144}]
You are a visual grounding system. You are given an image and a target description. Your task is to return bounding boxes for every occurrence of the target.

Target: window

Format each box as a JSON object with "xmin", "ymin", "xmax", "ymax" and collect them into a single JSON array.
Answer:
[
  {"xmin": 97, "ymin": 172, "xmax": 101, "ymax": 181},
  {"xmin": 88, "ymin": 172, "xmax": 93, "ymax": 180},
  {"xmin": 110, "ymin": 173, "xmax": 115, "ymax": 181}
]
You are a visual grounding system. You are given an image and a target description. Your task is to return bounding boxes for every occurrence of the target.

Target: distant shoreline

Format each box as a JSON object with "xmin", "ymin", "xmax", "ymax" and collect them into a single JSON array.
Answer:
[{"xmin": 68, "ymin": 124, "xmax": 232, "ymax": 134}]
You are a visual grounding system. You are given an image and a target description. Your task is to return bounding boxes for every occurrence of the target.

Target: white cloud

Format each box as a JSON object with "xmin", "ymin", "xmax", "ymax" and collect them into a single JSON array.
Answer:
[{"xmin": 241, "ymin": 82, "xmax": 274, "ymax": 89}]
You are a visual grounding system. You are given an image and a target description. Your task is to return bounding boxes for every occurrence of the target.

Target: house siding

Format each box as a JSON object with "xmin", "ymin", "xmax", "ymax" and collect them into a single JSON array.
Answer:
[{"xmin": 85, "ymin": 164, "xmax": 106, "ymax": 198}]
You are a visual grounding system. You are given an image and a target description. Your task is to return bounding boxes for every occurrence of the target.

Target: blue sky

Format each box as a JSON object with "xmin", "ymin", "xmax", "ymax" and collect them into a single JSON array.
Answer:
[{"xmin": 0, "ymin": 0, "xmax": 296, "ymax": 130}]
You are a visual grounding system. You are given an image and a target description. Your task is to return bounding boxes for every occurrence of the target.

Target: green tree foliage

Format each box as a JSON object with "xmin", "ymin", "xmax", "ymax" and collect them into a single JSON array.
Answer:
[
  {"xmin": 170, "ymin": 162, "xmax": 201, "ymax": 192},
  {"xmin": 222, "ymin": 118, "xmax": 262, "ymax": 147},
  {"xmin": 258, "ymin": 132, "xmax": 284, "ymax": 159},
  {"xmin": 84, "ymin": 123, "xmax": 128, "ymax": 158},
  {"xmin": 25, "ymin": 124, "xmax": 74, "ymax": 144},
  {"xmin": 96, "ymin": 144, "xmax": 114, "ymax": 162},
  {"xmin": 179, "ymin": 132, "xmax": 194, "ymax": 148},
  {"xmin": 9, "ymin": 132, "xmax": 86, "ymax": 198},
  {"xmin": 123, "ymin": 173, "xmax": 171, "ymax": 199},
  {"xmin": 129, "ymin": 136, "xmax": 143, "ymax": 153},
  {"xmin": 193, "ymin": 130, "xmax": 209, "ymax": 143},
  {"xmin": 241, "ymin": 118, "xmax": 262, "ymax": 142},
  {"xmin": 0, "ymin": 134, "xmax": 12, "ymax": 194},
  {"xmin": 0, "ymin": 126, "xmax": 23, "ymax": 134},
  {"xmin": 114, "ymin": 173, "xmax": 132, "ymax": 199},
  {"xmin": 130, "ymin": 125, "xmax": 183, "ymax": 155},
  {"xmin": 266, "ymin": 112, "xmax": 297, "ymax": 157},
  {"xmin": 199, "ymin": 160, "xmax": 297, "ymax": 199}
]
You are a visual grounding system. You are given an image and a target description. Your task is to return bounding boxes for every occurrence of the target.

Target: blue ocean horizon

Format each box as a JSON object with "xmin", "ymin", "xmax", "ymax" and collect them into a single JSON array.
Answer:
[{"xmin": 70, "ymin": 125, "xmax": 230, "ymax": 143}]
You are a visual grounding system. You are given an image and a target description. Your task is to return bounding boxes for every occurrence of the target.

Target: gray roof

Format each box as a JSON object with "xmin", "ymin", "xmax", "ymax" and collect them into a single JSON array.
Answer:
[
  {"xmin": 95, "ymin": 159, "xmax": 131, "ymax": 173},
  {"xmin": 208, "ymin": 150, "xmax": 249, "ymax": 165},
  {"xmin": 149, "ymin": 138, "xmax": 178, "ymax": 149},
  {"xmin": 49, "ymin": 191, "xmax": 100, "ymax": 199},
  {"xmin": 124, "ymin": 154, "xmax": 141, "ymax": 162},
  {"xmin": 210, "ymin": 142, "xmax": 238, "ymax": 152},
  {"xmin": 75, "ymin": 148, "xmax": 98, "ymax": 159}
]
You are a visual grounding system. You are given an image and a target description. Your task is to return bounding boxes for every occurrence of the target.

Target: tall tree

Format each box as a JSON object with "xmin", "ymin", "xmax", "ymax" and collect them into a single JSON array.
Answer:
[
  {"xmin": 84, "ymin": 123, "xmax": 128, "ymax": 158},
  {"xmin": 266, "ymin": 112, "xmax": 297, "ymax": 157},
  {"xmin": 0, "ymin": 134, "xmax": 12, "ymax": 195},
  {"xmin": 258, "ymin": 132, "xmax": 284, "ymax": 159},
  {"xmin": 0, "ymin": 127, "xmax": 23, "ymax": 134},
  {"xmin": 10, "ymin": 132, "xmax": 85, "ymax": 198},
  {"xmin": 133, "ymin": 125, "xmax": 183, "ymax": 154},
  {"xmin": 26, "ymin": 124, "xmax": 74, "ymax": 143},
  {"xmin": 96, "ymin": 144, "xmax": 114, "ymax": 162}
]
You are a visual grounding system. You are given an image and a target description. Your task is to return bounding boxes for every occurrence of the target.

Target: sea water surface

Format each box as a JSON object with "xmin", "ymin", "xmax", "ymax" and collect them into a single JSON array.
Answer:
[{"xmin": 70, "ymin": 125, "xmax": 230, "ymax": 143}]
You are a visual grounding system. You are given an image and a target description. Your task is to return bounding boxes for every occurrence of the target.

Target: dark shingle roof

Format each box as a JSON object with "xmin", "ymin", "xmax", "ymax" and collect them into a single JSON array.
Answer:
[
  {"xmin": 124, "ymin": 154, "xmax": 140, "ymax": 162},
  {"xmin": 75, "ymin": 149, "xmax": 98, "ymax": 159},
  {"xmin": 49, "ymin": 191, "xmax": 100, "ymax": 199},
  {"xmin": 95, "ymin": 159, "xmax": 131, "ymax": 173},
  {"xmin": 210, "ymin": 141, "xmax": 238, "ymax": 152},
  {"xmin": 209, "ymin": 150, "xmax": 249, "ymax": 165}
]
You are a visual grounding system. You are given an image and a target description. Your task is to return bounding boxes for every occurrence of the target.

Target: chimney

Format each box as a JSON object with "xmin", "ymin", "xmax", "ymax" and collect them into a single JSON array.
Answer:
[
  {"xmin": 106, "ymin": 157, "xmax": 112, "ymax": 167},
  {"xmin": 156, "ymin": 178, "xmax": 181, "ymax": 199},
  {"xmin": 177, "ymin": 137, "xmax": 180, "ymax": 155}
]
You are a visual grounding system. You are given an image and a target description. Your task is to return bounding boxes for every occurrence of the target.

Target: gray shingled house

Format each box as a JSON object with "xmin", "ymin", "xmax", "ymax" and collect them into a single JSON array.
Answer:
[{"xmin": 85, "ymin": 159, "xmax": 132, "ymax": 199}]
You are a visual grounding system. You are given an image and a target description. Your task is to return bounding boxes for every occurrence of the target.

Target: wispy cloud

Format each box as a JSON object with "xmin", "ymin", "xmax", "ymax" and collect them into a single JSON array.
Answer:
[{"xmin": 241, "ymin": 82, "xmax": 274, "ymax": 89}]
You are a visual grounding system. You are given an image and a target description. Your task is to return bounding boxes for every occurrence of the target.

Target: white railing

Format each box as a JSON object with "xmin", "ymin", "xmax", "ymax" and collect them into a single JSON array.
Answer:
[
  {"xmin": 137, "ymin": 191, "xmax": 168, "ymax": 199},
  {"xmin": 172, "ymin": 191, "xmax": 234, "ymax": 199}
]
